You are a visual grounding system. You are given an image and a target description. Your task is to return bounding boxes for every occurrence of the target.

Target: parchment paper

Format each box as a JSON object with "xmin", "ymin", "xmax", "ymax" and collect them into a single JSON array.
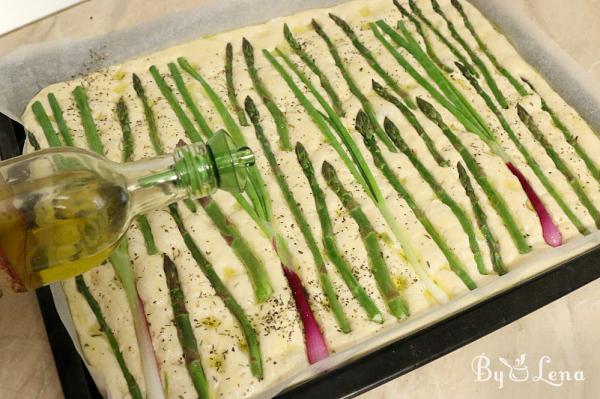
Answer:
[{"xmin": 3, "ymin": 1, "xmax": 600, "ymax": 398}]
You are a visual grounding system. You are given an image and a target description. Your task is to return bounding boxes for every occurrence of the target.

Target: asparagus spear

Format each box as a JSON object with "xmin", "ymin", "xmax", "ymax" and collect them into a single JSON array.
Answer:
[
  {"xmin": 225, "ymin": 43, "xmax": 249, "ymax": 127},
  {"xmin": 263, "ymin": 49, "xmax": 449, "ymax": 304},
  {"xmin": 246, "ymin": 96, "xmax": 351, "ymax": 332},
  {"xmin": 407, "ymin": 0, "xmax": 477, "ymax": 77},
  {"xmin": 72, "ymin": 85, "xmax": 105, "ymax": 154},
  {"xmin": 242, "ymin": 38, "xmax": 291, "ymax": 151},
  {"xmin": 295, "ymin": 143, "xmax": 383, "ymax": 323},
  {"xmin": 522, "ymin": 78, "xmax": 600, "ymax": 185},
  {"xmin": 283, "ymin": 23, "xmax": 345, "ymax": 117},
  {"xmin": 357, "ymin": 111, "xmax": 476, "ymax": 288},
  {"xmin": 371, "ymin": 80, "xmax": 448, "ymax": 167},
  {"xmin": 328, "ymin": 13, "xmax": 415, "ymax": 109},
  {"xmin": 429, "ymin": 0, "xmax": 508, "ymax": 108},
  {"xmin": 451, "ymin": 0, "xmax": 528, "ymax": 96},
  {"xmin": 31, "ymin": 101, "xmax": 61, "ymax": 147},
  {"xmin": 177, "ymin": 57, "xmax": 329, "ymax": 362},
  {"xmin": 393, "ymin": 0, "xmax": 452, "ymax": 73},
  {"xmin": 163, "ymin": 254, "xmax": 210, "ymax": 398},
  {"xmin": 417, "ymin": 97, "xmax": 531, "ymax": 253},
  {"xmin": 116, "ymin": 98, "xmax": 134, "ymax": 163},
  {"xmin": 48, "ymin": 93, "xmax": 75, "ymax": 147},
  {"xmin": 133, "ymin": 73, "xmax": 163, "ymax": 155},
  {"xmin": 383, "ymin": 117, "xmax": 489, "ymax": 275},
  {"xmin": 169, "ymin": 204, "xmax": 263, "ymax": 378},
  {"xmin": 456, "ymin": 163, "xmax": 507, "ymax": 275},
  {"xmin": 322, "ymin": 161, "xmax": 409, "ymax": 319},
  {"xmin": 311, "ymin": 19, "xmax": 397, "ymax": 152},
  {"xmin": 76, "ymin": 276, "xmax": 143, "ymax": 399},
  {"xmin": 456, "ymin": 62, "xmax": 584, "ymax": 237},
  {"xmin": 517, "ymin": 104, "xmax": 600, "ymax": 229}
]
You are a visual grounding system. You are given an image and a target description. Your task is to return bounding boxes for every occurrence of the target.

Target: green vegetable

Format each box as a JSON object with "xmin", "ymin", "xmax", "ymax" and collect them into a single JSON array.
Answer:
[
  {"xmin": 417, "ymin": 97, "xmax": 530, "ymax": 253},
  {"xmin": 116, "ymin": 98, "xmax": 134, "ymax": 163},
  {"xmin": 32, "ymin": 101, "xmax": 61, "ymax": 147},
  {"xmin": 72, "ymin": 85, "xmax": 105, "ymax": 154},
  {"xmin": 451, "ymin": 0, "xmax": 528, "ymax": 95},
  {"xmin": 170, "ymin": 204, "xmax": 263, "ymax": 378},
  {"xmin": 329, "ymin": 13, "xmax": 415, "ymax": 109},
  {"xmin": 76, "ymin": 275, "xmax": 143, "ymax": 399},
  {"xmin": 456, "ymin": 163, "xmax": 507, "ymax": 275},
  {"xmin": 382, "ymin": 116, "xmax": 488, "ymax": 275},
  {"xmin": 133, "ymin": 73, "xmax": 163, "ymax": 154},
  {"xmin": 371, "ymin": 80, "xmax": 448, "ymax": 167},
  {"xmin": 311, "ymin": 19, "xmax": 397, "ymax": 152},
  {"xmin": 242, "ymin": 38, "xmax": 291, "ymax": 151},
  {"xmin": 283, "ymin": 23, "xmax": 345, "ymax": 117},
  {"xmin": 322, "ymin": 161, "xmax": 409, "ymax": 319},
  {"xmin": 225, "ymin": 43, "xmax": 249, "ymax": 126},
  {"xmin": 48, "ymin": 93, "xmax": 75, "ymax": 147},
  {"xmin": 163, "ymin": 254, "xmax": 210, "ymax": 398},
  {"xmin": 517, "ymin": 104, "xmax": 600, "ymax": 229}
]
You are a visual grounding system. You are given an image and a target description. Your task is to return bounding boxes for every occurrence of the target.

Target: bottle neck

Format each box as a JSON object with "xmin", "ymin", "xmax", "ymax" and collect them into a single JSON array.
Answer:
[{"xmin": 119, "ymin": 143, "xmax": 218, "ymax": 215}]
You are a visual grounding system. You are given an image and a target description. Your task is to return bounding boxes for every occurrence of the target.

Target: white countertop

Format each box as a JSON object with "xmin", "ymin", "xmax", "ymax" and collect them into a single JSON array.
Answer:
[{"xmin": 0, "ymin": 1, "xmax": 599, "ymax": 398}]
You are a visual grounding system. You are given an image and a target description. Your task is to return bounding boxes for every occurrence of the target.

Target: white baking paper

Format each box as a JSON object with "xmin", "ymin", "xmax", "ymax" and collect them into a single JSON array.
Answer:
[{"xmin": 3, "ymin": 1, "xmax": 600, "ymax": 398}]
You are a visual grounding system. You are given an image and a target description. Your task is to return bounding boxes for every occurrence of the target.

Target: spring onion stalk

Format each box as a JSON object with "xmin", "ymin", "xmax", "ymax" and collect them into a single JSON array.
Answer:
[
  {"xmin": 34, "ymin": 96, "xmax": 163, "ymax": 398},
  {"xmin": 322, "ymin": 161, "xmax": 409, "ymax": 319},
  {"xmin": 456, "ymin": 62, "xmax": 578, "ymax": 240},
  {"xmin": 263, "ymin": 48, "xmax": 449, "ymax": 304},
  {"xmin": 177, "ymin": 57, "xmax": 329, "ymax": 363},
  {"xmin": 371, "ymin": 80, "xmax": 447, "ymax": 167},
  {"xmin": 295, "ymin": 143, "xmax": 384, "ymax": 323},
  {"xmin": 246, "ymin": 96, "xmax": 351, "ymax": 332},
  {"xmin": 283, "ymin": 23, "xmax": 345, "ymax": 117},
  {"xmin": 72, "ymin": 85, "xmax": 105, "ymax": 154},
  {"xmin": 169, "ymin": 204, "xmax": 264, "ymax": 377},
  {"xmin": 456, "ymin": 163, "xmax": 508, "ymax": 275},
  {"xmin": 517, "ymin": 104, "xmax": 600, "ymax": 229},
  {"xmin": 242, "ymin": 38, "xmax": 291, "ymax": 151},
  {"xmin": 522, "ymin": 78, "xmax": 600, "ymax": 185},
  {"xmin": 429, "ymin": 0, "xmax": 508, "ymax": 108},
  {"xmin": 451, "ymin": 0, "xmax": 528, "ymax": 96},
  {"xmin": 139, "ymin": 70, "xmax": 274, "ymax": 302},
  {"xmin": 393, "ymin": 0, "xmax": 452, "ymax": 73},
  {"xmin": 76, "ymin": 276, "xmax": 143, "ymax": 399},
  {"xmin": 328, "ymin": 13, "xmax": 415, "ymax": 109},
  {"xmin": 383, "ymin": 117, "xmax": 488, "ymax": 275},
  {"xmin": 357, "ymin": 111, "xmax": 476, "ymax": 288},
  {"xmin": 407, "ymin": 0, "xmax": 477, "ymax": 77},
  {"xmin": 225, "ymin": 43, "xmax": 249, "ymax": 126},
  {"xmin": 47, "ymin": 93, "xmax": 75, "ymax": 147},
  {"xmin": 311, "ymin": 19, "xmax": 397, "ymax": 152},
  {"xmin": 168, "ymin": 62, "xmax": 213, "ymax": 138},
  {"xmin": 116, "ymin": 98, "xmax": 134, "ymax": 162},
  {"xmin": 163, "ymin": 255, "xmax": 210, "ymax": 398},
  {"xmin": 417, "ymin": 97, "xmax": 531, "ymax": 253},
  {"xmin": 31, "ymin": 101, "xmax": 61, "ymax": 147},
  {"xmin": 133, "ymin": 73, "xmax": 164, "ymax": 155}
]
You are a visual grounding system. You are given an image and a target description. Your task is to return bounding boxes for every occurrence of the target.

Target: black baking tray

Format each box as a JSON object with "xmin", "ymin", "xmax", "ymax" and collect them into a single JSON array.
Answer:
[{"xmin": 2, "ymin": 113, "xmax": 600, "ymax": 398}]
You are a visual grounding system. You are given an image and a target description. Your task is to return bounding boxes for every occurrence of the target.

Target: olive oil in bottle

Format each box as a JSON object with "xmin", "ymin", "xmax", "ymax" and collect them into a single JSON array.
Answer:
[{"xmin": 0, "ymin": 130, "xmax": 254, "ymax": 292}]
